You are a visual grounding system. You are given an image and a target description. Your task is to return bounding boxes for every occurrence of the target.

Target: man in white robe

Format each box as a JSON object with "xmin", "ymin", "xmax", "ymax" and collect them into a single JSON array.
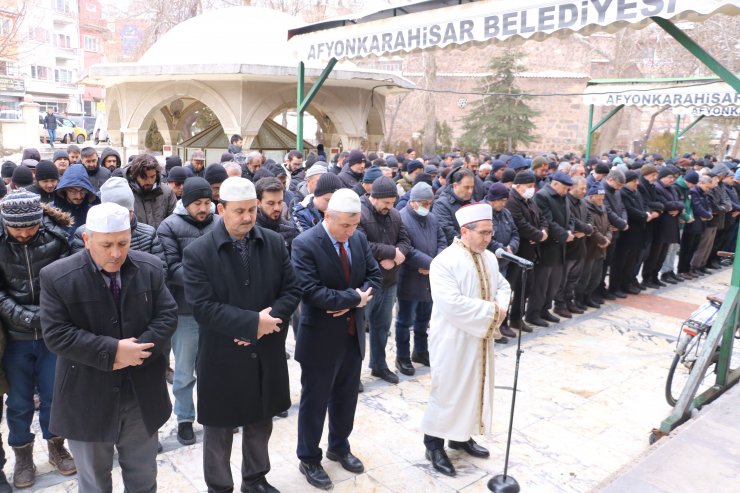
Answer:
[{"xmin": 421, "ymin": 202, "xmax": 511, "ymax": 477}]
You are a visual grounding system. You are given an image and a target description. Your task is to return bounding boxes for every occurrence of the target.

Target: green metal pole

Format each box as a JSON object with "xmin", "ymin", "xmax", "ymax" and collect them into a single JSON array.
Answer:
[
  {"xmin": 298, "ymin": 58, "xmax": 338, "ymax": 113},
  {"xmin": 672, "ymin": 115, "xmax": 681, "ymax": 158},
  {"xmin": 591, "ymin": 104, "xmax": 625, "ymax": 133},
  {"xmin": 677, "ymin": 115, "xmax": 705, "ymax": 139},
  {"xmin": 651, "ymin": 17, "xmax": 740, "ymax": 93},
  {"xmin": 296, "ymin": 62, "xmax": 305, "ymax": 153},
  {"xmin": 586, "ymin": 104, "xmax": 594, "ymax": 160}
]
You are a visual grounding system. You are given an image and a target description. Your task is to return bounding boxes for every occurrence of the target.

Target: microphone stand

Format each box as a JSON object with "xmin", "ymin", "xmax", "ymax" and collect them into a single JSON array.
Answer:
[{"xmin": 488, "ymin": 263, "xmax": 531, "ymax": 493}]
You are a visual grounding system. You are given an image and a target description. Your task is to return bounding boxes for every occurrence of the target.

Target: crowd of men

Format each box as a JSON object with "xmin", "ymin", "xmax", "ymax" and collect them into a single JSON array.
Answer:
[{"xmin": 0, "ymin": 137, "xmax": 736, "ymax": 492}]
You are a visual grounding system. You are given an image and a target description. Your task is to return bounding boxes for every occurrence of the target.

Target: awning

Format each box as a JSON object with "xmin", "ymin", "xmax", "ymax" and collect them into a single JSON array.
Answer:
[
  {"xmin": 288, "ymin": 0, "xmax": 740, "ymax": 62},
  {"xmin": 584, "ymin": 78, "xmax": 740, "ymax": 117}
]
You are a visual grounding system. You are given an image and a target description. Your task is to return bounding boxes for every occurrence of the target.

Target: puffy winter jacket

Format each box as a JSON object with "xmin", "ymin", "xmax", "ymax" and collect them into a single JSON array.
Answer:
[
  {"xmin": 256, "ymin": 210, "xmax": 299, "ymax": 254},
  {"xmin": 85, "ymin": 162, "xmax": 111, "ymax": 193},
  {"xmin": 292, "ymin": 195, "xmax": 323, "ymax": 233},
  {"xmin": 434, "ymin": 189, "xmax": 471, "ymax": 245},
  {"xmin": 0, "ymin": 206, "xmax": 71, "ymax": 341},
  {"xmin": 397, "ymin": 205, "xmax": 446, "ymax": 302},
  {"xmin": 25, "ymin": 183, "xmax": 55, "ymax": 204},
  {"xmin": 71, "ymin": 217, "xmax": 167, "ymax": 274},
  {"xmin": 156, "ymin": 200, "xmax": 222, "ymax": 314},
  {"xmin": 487, "ymin": 207, "xmax": 520, "ymax": 269},
  {"xmin": 126, "ymin": 168, "xmax": 177, "ymax": 230},
  {"xmin": 357, "ymin": 195, "xmax": 412, "ymax": 288}
]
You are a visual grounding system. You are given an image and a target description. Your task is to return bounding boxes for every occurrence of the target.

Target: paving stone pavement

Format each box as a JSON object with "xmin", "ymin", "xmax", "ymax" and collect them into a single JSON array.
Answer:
[{"xmin": 5, "ymin": 267, "xmax": 739, "ymax": 492}]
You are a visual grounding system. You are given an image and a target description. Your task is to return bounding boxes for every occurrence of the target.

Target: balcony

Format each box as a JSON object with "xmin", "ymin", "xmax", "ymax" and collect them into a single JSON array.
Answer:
[
  {"xmin": 52, "ymin": 9, "xmax": 76, "ymax": 25},
  {"xmin": 55, "ymin": 47, "xmax": 79, "ymax": 61}
]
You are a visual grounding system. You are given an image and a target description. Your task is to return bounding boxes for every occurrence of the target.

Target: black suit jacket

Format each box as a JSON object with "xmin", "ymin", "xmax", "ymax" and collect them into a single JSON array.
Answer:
[{"xmin": 291, "ymin": 223, "xmax": 382, "ymax": 367}]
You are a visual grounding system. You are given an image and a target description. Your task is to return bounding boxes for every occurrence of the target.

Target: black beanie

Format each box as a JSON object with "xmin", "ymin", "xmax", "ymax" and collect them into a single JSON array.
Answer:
[
  {"xmin": 501, "ymin": 169, "xmax": 516, "ymax": 184},
  {"xmin": 371, "ymin": 176, "xmax": 398, "ymax": 199},
  {"xmin": 1, "ymin": 161, "xmax": 16, "ymax": 179},
  {"xmin": 252, "ymin": 168, "xmax": 275, "ymax": 183},
  {"xmin": 165, "ymin": 155, "xmax": 182, "ymax": 173},
  {"xmin": 181, "ymin": 177, "xmax": 212, "ymax": 207},
  {"xmin": 513, "ymin": 171, "xmax": 536, "ymax": 184},
  {"xmin": 205, "ymin": 164, "xmax": 228, "ymax": 185},
  {"xmin": 166, "ymin": 166, "xmax": 188, "ymax": 184},
  {"xmin": 35, "ymin": 160, "xmax": 59, "ymax": 181},
  {"xmin": 314, "ymin": 173, "xmax": 343, "ymax": 197},
  {"xmin": 12, "ymin": 165, "xmax": 34, "ymax": 187},
  {"xmin": 21, "ymin": 148, "xmax": 41, "ymax": 162}
]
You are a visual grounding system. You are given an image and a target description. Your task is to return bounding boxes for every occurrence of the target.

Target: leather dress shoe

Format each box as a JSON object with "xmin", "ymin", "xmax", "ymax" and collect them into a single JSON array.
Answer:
[
  {"xmin": 371, "ymin": 368, "xmax": 399, "ymax": 384},
  {"xmin": 244, "ymin": 478, "xmax": 280, "ymax": 493},
  {"xmin": 500, "ymin": 324, "xmax": 516, "ymax": 338},
  {"xmin": 574, "ymin": 299, "xmax": 588, "ymax": 311},
  {"xmin": 524, "ymin": 317, "xmax": 548, "ymax": 328},
  {"xmin": 566, "ymin": 302, "xmax": 584, "ymax": 314},
  {"xmin": 553, "ymin": 307, "xmax": 572, "ymax": 319},
  {"xmin": 602, "ymin": 292, "xmax": 617, "ymax": 300},
  {"xmin": 583, "ymin": 297, "xmax": 600, "ymax": 309},
  {"xmin": 660, "ymin": 274, "xmax": 677, "ymax": 284},
  {"xmin": 654, "ymin": 278, "xmax": 667, "ymax": 287},
  {"xmin": 276, "ymin": 410, "xmax": 288, "ymax": 418},
  {"xmin": 494, "ymin": 336, "xmax": 509, "ymax": 344},
  {"xmin": 395, "ymin": 358, "xmax": 415, "ymax": 376},
  {"xmin": 358, "ymin": 381, "xmax": 364, "ymax": 393},
  {"xmin": 699, "ymin": 267, "xmax": 711, "ymax": 275},
  {"xmin": 541, "ymin": 311, "xmax": 560, "ymax": 323},
  {"xmin": 591, "ymin": 295, "xmax": 605, "ymax": 305},
  {"xmin": 449, "ymin": 438, "xmax": 490, "ymax": 458},
  {"xmin": 299, "ymin": 462, "xmax": 332, "ymax": 490},
  {"xmin": 411, "ymin": 351, "xmax": 430, "ymax": 366},
  {"xmin": 625, "ymin": 285, "xmax": 641, "ymax": 295},
  {"xmin": 610, "ymin": 290, "xmax": 627, "ymax": 299},
  {"xmin": 509, "ymin": 319, "xmax": 533, "ymax": 332},
  {"xmin": 425, "ymin": 449, "xmax": 456, "ymax": 477},
  {"xmin": 326, "ymin": 450, "xmax": 364, "ymax": 473}
]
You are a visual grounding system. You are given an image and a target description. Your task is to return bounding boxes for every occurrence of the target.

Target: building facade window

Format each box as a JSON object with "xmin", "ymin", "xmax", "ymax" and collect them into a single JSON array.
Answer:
[
  {"xmin": 54, "ymin": 68, "xmax": 73, "ymax": 84},
  {"xmin": 31, "ymin": 65, "xmax": 49, "ymax": 80},
  {"xmin": 29, "ymin": 27, "xmax": 50, "ymax": 43},
  {"xmin": 55, "ymin": 34, "xmax": 72, "ymax": 48},
  {"xmin": 54, "ymin": 0, "xmax": 72, "ymax": 14},
  {"xmin": 0, "ymin": 60, "xmax": 18, "ymax": 77},
  {"xmin": 0, "ymin": 18, "xmax": 12, "ymax": 35},
  {"xmin": 84, "ymin": 35, "xmax": 99, "ymax": 52}
]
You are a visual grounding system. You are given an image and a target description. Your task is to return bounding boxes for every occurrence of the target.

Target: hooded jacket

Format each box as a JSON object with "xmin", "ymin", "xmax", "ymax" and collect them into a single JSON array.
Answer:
[
  {"xmin": 100, "ymin": 147, "xmax": 122, "ymax": 171},
  {"xmin": 0, "ymin": 205, "xmax": 71, "ymax": 341},
  {"xmin": 156, "ymin": 200, "xmax": 221, "ymax": 315},
  {"xmin": 125, "ymin": 166, "xmax": 177, "ymax": 229},
  {"xmin": 53, "ymin": 163, "xmax": 100, "ymax": 237},
  {"xmin": 673, "ymin": 176, "xmax": 694, "ymax": 224}
]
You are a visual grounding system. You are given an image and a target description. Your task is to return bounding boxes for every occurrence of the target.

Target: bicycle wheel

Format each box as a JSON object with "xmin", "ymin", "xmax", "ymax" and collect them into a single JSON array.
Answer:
[{"xmin": 665, "ymin": 336, "xmax": 716, "ymax": 407}]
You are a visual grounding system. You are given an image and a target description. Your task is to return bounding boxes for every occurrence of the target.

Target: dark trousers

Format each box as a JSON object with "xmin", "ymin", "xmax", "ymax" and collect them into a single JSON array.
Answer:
[
  {"xmin": 678, "ymin": 232, "xmax": 702, "ymax": 273},
  {"xmin": 525, "ymin": 263, "xmax": 563, "ymax": 319},
  {"xmin": 722, "ymin": 221, "xmax": 739, "ymax": 252},
  {"xmin": 423, "ymin": 434, "xmax": 445, "ymax": 452},
  {"xmin": 0, "ymin": 401, "xmax": 6, "ymax": 471},
  {"xmin": 68, "ymin": 389, "xmax": 158, "ymax": 493},
  {"xmin": 506, "ymin": 263, "xmax": 534, "ymax": 322},
  {"xmin": 203, "ymin": 419, "xmax": 273, "ymax": 492},
  {"xmin": 2, "ymin": 339, "xmax": 56, "ymax": 446},
  {"xmin": 610, "ymin": 244, "xmax": 641, "ymax": 291},
  {"xmin": 710, "ymin": 223, "xmax": 733, "ymax": 263},
  {"xmin": 576, "ymin": 258, "xmax": 604, "ymax": 300},
  {"xmin": 394, "ymin": 299, "xmax": 432, "ymax": 359},
  {"xmin": 297, "ymin": 334, "xmax": 362, "ymax": 465},
  {"xmin": 599, "ymin": 236, "xmax": 619, "ymax": 291},
  {"xmin": 554, "ymin": 258, "xmax": 584, "ymax": 308},
  {"xmin": 643, "ymin": 241, "xmax": 670, "ymax": 282}
]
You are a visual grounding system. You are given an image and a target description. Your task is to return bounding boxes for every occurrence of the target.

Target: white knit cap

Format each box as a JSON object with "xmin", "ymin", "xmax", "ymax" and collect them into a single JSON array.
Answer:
[
  {"xmin": 327, "ymin": 188, "xmax": 361, "ymax": 213},
  {"xmin": 86, "ymin": 202, "xmax": 130, "ymax": 233},
  {"xmin": 305, "ymin": 163, "xmax": 328, "ymax": 179},
  {"xmin": 455, "ymin": 203, "xmax": 492, "ymax": 228},
  {"xmin": 219, "ymin": 177, "xmax": 256, "ymax": 201}
]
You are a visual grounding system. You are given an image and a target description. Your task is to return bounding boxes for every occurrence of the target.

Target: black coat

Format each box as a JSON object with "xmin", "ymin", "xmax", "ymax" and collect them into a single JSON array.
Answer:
[
  {"xmin": 358, "ymin": 196, "xmax": 412, "ymax": 288},
  {"xmin": 291, "ymin": 224, "xmax": 382, "ymax": 366},
  {"xmin": 506, "ymin": 187, "xmax": 547, "ymax": 262},
  {"xmin": 156, "ymin": 204, "xmax": 222, "ymax": 315},
  {"xmin": 619, "ymin": 186, "xmax": 649, "ymax": 249},
  {"xmin": 604, "ymin": 182, "xmax": 628, "ymax": 234},
  {"xmin": 255, "ymin": 210, "xmax": 299, "ymax": 255},
  {"xmin": 434, "ymin": 189, "xmax": 471, "ymax": 245},
  {"xmin": 397, "ymin": 206, "xmax": 446, "ymax": 302},
  {"xmin": 565, "ymin": 193, "xmax": 594, "ymax": 261},
  {"xmin": 534, "ymin": 185, "xmax": 573, "ymax": 266},
  {"xmin": 685, "ymin": 186, "xmax": 713, "ymax": 234},
  {"xmin": 487, "ymin": 207, "xmax": 520, "ymax": 267},
  {"xmin": 638, "ymin": 177, "xmax": 664, "ymax": 242},
  {"xmin": 183, "ymin": 223, "xmax": 300, "ymax": 427},
  {"xmin": 0, "ymin": 208, "xmax": 71, "ymax": 341},
  {"xmin": 653, "ymin": 181, "xmax": 684, "ymax": 244},
  {"xmin": 40, "ymin": 250, "xmax": 177, "ymax": 442},
  {"xmin": 337, "ymin": 164, "xmax": 362, "ymax": 189}
]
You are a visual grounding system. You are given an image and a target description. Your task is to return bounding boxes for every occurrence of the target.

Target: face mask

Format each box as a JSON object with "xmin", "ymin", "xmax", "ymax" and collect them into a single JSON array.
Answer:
[
  {"xmin": 522, "ymin": 188, "xmax": 535, "ymax": 200},
  {"xmin": 415, "ymin": 206, "xmax": 430, "ymax": 217}
]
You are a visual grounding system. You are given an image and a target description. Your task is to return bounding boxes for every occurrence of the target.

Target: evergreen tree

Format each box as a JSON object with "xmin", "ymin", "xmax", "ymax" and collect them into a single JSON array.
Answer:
[{"xmin": 459, "ymin": 49, "xmax": 539, "ymax": 153}]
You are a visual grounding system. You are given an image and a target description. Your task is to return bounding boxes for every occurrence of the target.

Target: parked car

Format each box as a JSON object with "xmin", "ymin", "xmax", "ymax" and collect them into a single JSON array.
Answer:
[{"xmin": 38, "ymin": 114, "xmax": 87, "ymax": 144}]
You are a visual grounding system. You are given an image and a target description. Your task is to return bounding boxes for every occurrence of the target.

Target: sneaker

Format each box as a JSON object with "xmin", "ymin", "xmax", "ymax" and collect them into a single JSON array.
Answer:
[{"xmin": 177, "ymin": 422, "xmax": 196, "ymax": 446}]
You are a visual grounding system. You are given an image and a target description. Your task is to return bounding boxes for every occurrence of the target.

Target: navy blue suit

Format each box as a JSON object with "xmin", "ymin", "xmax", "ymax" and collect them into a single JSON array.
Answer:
[{"xmin": 292, "ymin": 222, "xmax": 381, "ymax": 464}]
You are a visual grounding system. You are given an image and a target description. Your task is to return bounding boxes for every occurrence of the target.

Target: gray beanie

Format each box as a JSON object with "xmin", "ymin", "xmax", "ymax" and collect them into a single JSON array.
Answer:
[
  {"xmin": 409, "ymin": 182, "xmax": 434, "ymax": 202},
  {"xmin": 100, "ymin": 177, "xmax": 135, "ymax": 211}
]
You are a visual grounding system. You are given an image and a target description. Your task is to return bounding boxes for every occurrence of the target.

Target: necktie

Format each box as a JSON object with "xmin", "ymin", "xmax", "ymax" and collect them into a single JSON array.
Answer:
[
  {"xmin": 338, "ymin": 242, "xmax": 356, "ymax": 336},
  {"xmin": 235, "ymin": 238, "xmax": 250, "ymax": 273},
  {"xmin": 106, "ymin": 271, "xmax": 120, "ymax": 307}
]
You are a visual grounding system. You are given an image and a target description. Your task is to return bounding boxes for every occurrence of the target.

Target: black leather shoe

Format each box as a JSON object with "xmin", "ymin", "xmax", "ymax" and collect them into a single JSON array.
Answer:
[
  {"xmin": 245, "ymin": 478, "xmax": 280, "ymax": 493},
  {"xmin": 625, "ymin": 285, "xmax": 641, "ymax": 295},
  {"xmin": 602, "ymin": 292, "xmax": 617, "ymax": 300},
  {"xmin": 574, "ymin": 300, "xmax": 588, "ymax": 311},
  {"xmin": 699, "ymin": 267, "xmax": 711, "ymax": 275},
  {"xmin": 276, "ymin": 410, "xmax": 288, "ymax": 418},
  {"xmin": 500, "ymin": 324, "xmax": 516, "ymax": 338},
  {"xmin": 668, "ymin": 272, "xmax": 683, "ymax": 282},
  {"xmin": 494, "ymin": 337, "xmax": 509, "ymax": 344},
  {"xmin": 660, "ymin": 274, "xmax": 677, "ymax": 284},
  {"xmin": 395, "ymin": 358, "xmax": 415, "ymax": 376},
  {"xmin": 326, "ymin": 450, "xmax": 364, "ymax": 473},
  {"xmin": 566, "ymin": 302, "xmax": 584, "ymax": 314},
  {"xmin": 583, "ymin": 297, "xmax": 600, "ymax": 309},
  {"xmin": 448, "ymin": 438, "xmax": 490, "ymax": 458},
  {"xmin": 654, "ymin": 278, "xmax": 667, "ymax": 287},
  {"xmin": 371, "ymin": 368, "xmax": 399, "ymax": 384},
  {"xmin": 177, "ymin": 422, "xmax": 196, "ymax": 446},
  {"xmin": 642, "ymin": 280, "xmax": 659, "ymax": 289},
  {"xmin": 524, "ymin": 317, "xmax": 549, "ymax": 328},
  {"xmin": 509, "ymin": 319, "xmax": 533, "ymax": 332},
  {"xmin": 610, "ymin": 290, "xmax": 627, "ymax": 299},
  {"xmin": 425, "ymin": 449, "xmax": 455, "ymax": 477},
  {"xmin": 358, "ymin": 381, "xmax": 364, "ymax": 393},
  {"xmin": 411, "ymin": 351, "xmax": 430, "ymax": 366},
  {"xmin": 299, "ymin": 462, "xmax": 332, "ymax": 490},
  {"xmin": 591, "ymin": 295, "xmax": 605, "ymax": 305},
  {"xmin": 553, "ymin": 307, "xmax": 572, "ymax": 319},
  {"xmin": 541, "ymin": 311, "xmax": 560, "ymax": 323}
]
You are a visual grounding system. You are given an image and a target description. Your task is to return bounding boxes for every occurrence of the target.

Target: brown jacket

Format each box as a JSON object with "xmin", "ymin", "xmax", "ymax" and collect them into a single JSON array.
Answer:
[{"xmin": 585, "ymin": 199, "xmax": 612, "ymax": 260}]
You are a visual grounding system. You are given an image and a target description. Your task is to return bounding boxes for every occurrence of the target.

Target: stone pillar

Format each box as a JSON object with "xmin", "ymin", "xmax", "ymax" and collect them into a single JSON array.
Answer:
[
  {"xmin": 19, "ymin": 102, "xmax": 41, "ymax": 147},
  {"xmin": 242, "ymin": 132, "xmax": 257, "ymax": 150},
  {"xmin": 120, "ymin": 128, "xmax": 148, "ymax": 160},
  {"xmin": 344, "ymin": 136, "xmax": 363, "ymax": 150}
]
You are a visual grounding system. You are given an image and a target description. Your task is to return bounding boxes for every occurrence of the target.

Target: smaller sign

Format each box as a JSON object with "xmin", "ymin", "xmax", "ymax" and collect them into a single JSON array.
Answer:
[{"xmin": 162, "ymin": 145, "xmax": 173, "ymax": 156}]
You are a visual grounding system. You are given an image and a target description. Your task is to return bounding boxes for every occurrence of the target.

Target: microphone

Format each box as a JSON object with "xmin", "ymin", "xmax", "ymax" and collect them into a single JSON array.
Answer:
[{"xmin": 495, "ymin": 248, "xmax": 534, "ymax": 270}]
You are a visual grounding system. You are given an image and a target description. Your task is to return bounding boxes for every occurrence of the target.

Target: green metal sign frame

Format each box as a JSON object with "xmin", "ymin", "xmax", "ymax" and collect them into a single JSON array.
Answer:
[{"xmin": 295, "ymin": 58, "xmax": 337, "ymax": 153}]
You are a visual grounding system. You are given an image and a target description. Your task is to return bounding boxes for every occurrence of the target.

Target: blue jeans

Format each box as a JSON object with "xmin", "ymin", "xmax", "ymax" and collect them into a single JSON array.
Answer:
[
  {"xmin": 394, "ymin": 299, "xmax": 431, "ymax": 359},
  {"xmin": 366, "ymin": 284, "xmax": 397, "ymax": 371},
  {"xmin": 172, "ymin": 315, "xmax": 199, "ymax": 423},
  {"xmin": 2, "ymin": 340, "xmax": 56, "ymax": 446},
  {"xmin": 48, "ymin": 128, "xmax": 56, "ymax": 144}
]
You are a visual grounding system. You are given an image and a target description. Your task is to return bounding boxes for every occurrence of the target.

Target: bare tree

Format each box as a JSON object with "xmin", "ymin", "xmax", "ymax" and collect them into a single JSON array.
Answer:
[
  {"xmin": 384, "ymin": 92, "xmax": 409, "ymax": 151},
  {"xmin": 639, "ymin": 106, "xmax": 670, "ymax": 152},
  {"xmin": 421, "ymin": 50, "xmax": 436, "ymax": 155},
  {"xmin": 0, "ymin": 0, "xmax": 27, "ymax": 62}
]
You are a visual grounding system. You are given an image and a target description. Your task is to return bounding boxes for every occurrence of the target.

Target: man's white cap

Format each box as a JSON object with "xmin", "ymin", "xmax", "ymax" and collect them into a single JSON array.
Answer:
[
  {"xmin": 327, "ymin": 188, "xmax": 361, "ymax": 213},
  {"xmin": 455, "ymin": 203, "xmax": 492, "ymax": 228},
  {"xmin": 305, "ymin": 163, "xmax": 328, "ymax": 179},
  {"xmin": 86, "ymin": 202, "xmax": 130, "ymax": 233},
  {"xmin": 219, "ymin": 177, "xmax": 256, "ymax": 201}
]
